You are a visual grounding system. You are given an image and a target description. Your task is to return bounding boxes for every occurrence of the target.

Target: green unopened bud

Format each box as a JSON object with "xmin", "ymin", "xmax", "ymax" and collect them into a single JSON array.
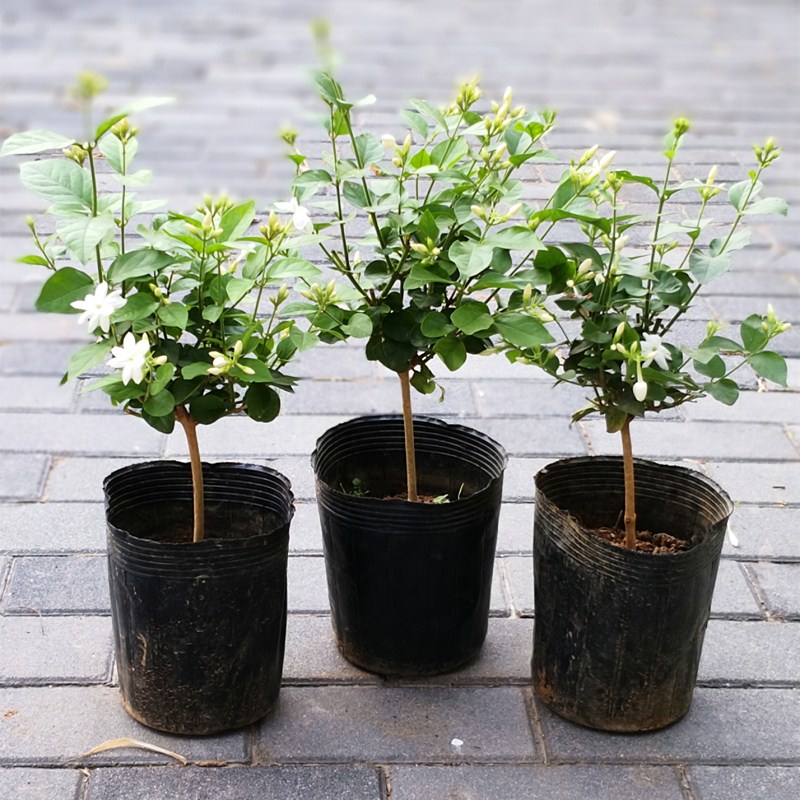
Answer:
[
  {"xmin": 277, "ymin": 283, "xmax": 290, "ymax": 304},
  {"xmin": 25, "ymin": 215, "xmax": 35, "ymax": 231},
  {"xmin": 579, "ymin": 144, "xmax": 599, "ymax": 166},
  {"xmin": 152, "ymin": 355, "xmax": 168, "ymax": 366},
  {"xmin": 410, "ymin": 242, "xmax": 429, "ymax": 254},
  {"xmin": 402, "ymin": 134, "xmax": 412, "ymax": 153},
  {"xmin": 522, "ymin": 283, "xmax": 533, "ymax": 305},
  {"xmin": 706, "ymin": 164, "xmax": 719, "ymax": 184},
  {"xmin": 673, "ymin": 117, "xmax": 691, "ymax": 136}
]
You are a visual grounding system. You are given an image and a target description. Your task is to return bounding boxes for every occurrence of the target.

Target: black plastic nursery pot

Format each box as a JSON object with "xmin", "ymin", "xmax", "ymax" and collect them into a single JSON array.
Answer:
[
  {"xmin": 312, "ymin": 415, "xmax": 507, "ymax": 676},
  {"xmin": 104, "ymin": 460, "xmax": 293, "ymax": 735},
  {"xmin": 531, "ymin": 456, "xmax": 734, "ymax": 733}
]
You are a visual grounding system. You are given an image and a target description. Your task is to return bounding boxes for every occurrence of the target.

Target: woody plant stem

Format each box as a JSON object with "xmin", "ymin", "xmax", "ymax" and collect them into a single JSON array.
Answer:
[{"xmin": 174, "ymin": 405, "xmax": 205, "ymax": 543}]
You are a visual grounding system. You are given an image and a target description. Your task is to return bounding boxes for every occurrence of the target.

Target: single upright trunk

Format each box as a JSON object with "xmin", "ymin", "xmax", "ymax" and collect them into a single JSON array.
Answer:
[
  {"xmin": 174, "ymin": 404, "xmax": 205, "ymax": 542},
  {"xmin": 620, "ymin": 415, "xmax": 636, "ymax": 549},
  {"xmin": 398, "ymin": 370, "xmax": 418, "ymax": 502}
]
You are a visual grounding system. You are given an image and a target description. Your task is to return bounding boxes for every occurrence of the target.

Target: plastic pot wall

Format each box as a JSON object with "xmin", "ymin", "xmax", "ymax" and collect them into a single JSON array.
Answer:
[
  {"xmin": 531, "ymin": 456, "xmax": 734, "ymax": 732},
  {"xmin": 104, "ymin": 460, "xmax": 293, "ymax": 735},
  {"xmin": 312, "ymin": 415, "xmax": 507, "ymax": 676}
]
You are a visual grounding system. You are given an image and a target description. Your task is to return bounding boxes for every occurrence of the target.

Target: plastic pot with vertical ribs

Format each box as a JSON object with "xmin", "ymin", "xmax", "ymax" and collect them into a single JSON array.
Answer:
[
  {"xmin": 531, "ymin": 456, "xmax": 734, "ymax": 732},
  {"xmin": 104, "ymin": 460, "xmax": 293, "ymax": 735},
  {"xmin": 312, "ymin": 415, "xmax": 507, "ymax": 676}
]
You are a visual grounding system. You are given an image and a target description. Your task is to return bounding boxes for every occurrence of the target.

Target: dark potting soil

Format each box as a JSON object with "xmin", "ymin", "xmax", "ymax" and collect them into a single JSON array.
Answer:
[
  {"xmin": 382, "ymin": 492, "xmax": 453, "ymax": 504},
  {"xmin": 114, "ymin": 500, "xmax": 284, "ymax": 544},
  {"xmin": 587, "ymin": 525, "xmax": 692, "ymax": 555}
]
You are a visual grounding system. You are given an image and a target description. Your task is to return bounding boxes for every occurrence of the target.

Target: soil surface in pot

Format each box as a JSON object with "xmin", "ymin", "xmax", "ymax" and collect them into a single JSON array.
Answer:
[
  {"xmin": 115, "ymin": 500, "xmax": 284, "ymax": 544},
  {"xmin": 586, "ymin": 524, "xmax": 691, "ymax": 555}
]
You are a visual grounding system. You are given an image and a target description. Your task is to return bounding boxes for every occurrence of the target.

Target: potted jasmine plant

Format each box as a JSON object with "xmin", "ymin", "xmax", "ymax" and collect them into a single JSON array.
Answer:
[
  {"xmin": 283, "ymin": 73, "xmax": 560, "ymax": 675},
  {"xmin": 0, "ymin": 75, "xmax": 323, "ymax": 734},
  {"xmin": 498, "ymin": 118, "xmax": 789, "ymax": 731}
]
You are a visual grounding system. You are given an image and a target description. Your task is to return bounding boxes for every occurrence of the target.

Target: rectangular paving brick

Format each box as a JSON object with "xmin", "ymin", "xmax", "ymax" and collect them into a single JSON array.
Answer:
[
  {"xmin": 287, "ymin": 502, "xmax": 322, "ymax": 553},
  {"xmin": 0, "ymin": 686, "xmax": 249, "ymax": 766},
  {"xmin": 503, "ymin": 459, "xmax": 552, "ymax": 502},
  {"xmin": 706, "ymin": 462, "xmax": 800, "ymax": 505},
  {"xmin": 0, "ymin": 454, "xmax": 49, "ymax": 500},
  {"xmin": 724, "ymin": 506, "xmax": 800, "ymax": 561},
  {"xmin": 0, "ymin": 377, "xmax": 74, "ymax": 411},
  {"xmin": 0, "ymin": 767, "xmax": 83, "ymax": 800},
  {"xmin": 0, "ymin": 502, "xmax": 106, "ymax": 553},
  {"xmin": 86, "ymin": 765, "xmax": 384, "ymax": 800},
  {"xmin": 501, "ymin": 556, "xmax": 534, "ymax": 617},
  {"xmin": 688, "ymin": 766, "xmax": 800, "ymax": 800},
  {"xmin": 388, "ymin": 765, "xmax": 685, "ymax": 800},
  {"xmin": 0, "ymin": 412, "xmax": 165, "ymax": 456},
  {"xmin": 710, "ymin": 560, "xmax": 762, "ymax": 618},
  {"xmin": 255, "ymin": 686, "xmax": 538, "ymax": 764},
  {"xmin": 473, "ymin": 380, "xmax": 590, "ymax": 418},
  {"xmin": 583, "ymin": 420, "xmax": 798, "ymax": 461},
  {"xmin": 537, "ymin": 688, "xmax": 800, "ymax": 763},
  {"xmin": 683, "ymin": 391, "xmax": 800, "ymax": 424},
  {"xmin": 699, "ymin": 620, "xmax": 800, "ymax": 685},
  {"xmin": 0, "ymin": 616, "xmax": 112, "ymax": 684},
  {"xmin": 750, "ymin": 563, "xmax": 800, "ymax": 619},
  {"xmin": 163, "ymin": 414, "xmax": 349, "ymax": 458},
  {"xmin": 4, "ymin": 555, "xmax": 109, "ymax": 614},
  {"xmin": 0, "ymin": 343, "xmax": 75, "ymax": 376},
  {"xmin": 497, "ymin": 502, "xmax": 534, "ymax": 554},
  {"xmin": 468, "ymin": 417, "xmax": 586, "ymax": 458}
]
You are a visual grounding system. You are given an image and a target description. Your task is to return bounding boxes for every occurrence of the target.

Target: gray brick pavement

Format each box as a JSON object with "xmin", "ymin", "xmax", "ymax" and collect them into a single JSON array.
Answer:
[{"xmin": 1, "ymin": 0, "xmax": 798, "ymax": 796}]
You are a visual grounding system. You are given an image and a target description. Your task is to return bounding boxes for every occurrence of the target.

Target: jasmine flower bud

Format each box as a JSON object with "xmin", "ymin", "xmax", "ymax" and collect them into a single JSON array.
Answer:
[
  {"xmin": 633, "ymin": 379, "xmax": 648, "ymax": 402},
  {"xmin": 381, "ymin": 134, "xmax": 397, "ymax": 150}
]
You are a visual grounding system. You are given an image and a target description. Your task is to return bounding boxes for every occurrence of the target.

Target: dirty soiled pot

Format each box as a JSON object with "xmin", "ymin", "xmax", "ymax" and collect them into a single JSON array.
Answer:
[
  {"xmin": 312, "ymin": 415, "xmax": 507, "ymax": 676},
  {"xmin": 531, "ymin": 456, "xmax": 734, "ymax": 732},
  {"xmin": 104, "ymin": 460, "xmax": 292, "ymax": 735}
]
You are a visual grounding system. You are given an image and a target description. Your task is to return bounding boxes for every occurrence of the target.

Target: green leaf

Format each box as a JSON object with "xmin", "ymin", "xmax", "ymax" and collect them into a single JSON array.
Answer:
[
  {"xmin": 245, "ymin": 383, "xmax": 281, "ymax": 422},
  {"xmin": 494, "ymin": 313, "xmax": 554, "ymax": 347},
  {"xmin": 728, "ymin": 179, "xmax": 760, "ymax": 211},
  {"xmin": 182, "ymin": 361, "xmax": 212, "ymax": 380},
  {"xmin": 689, "ymin": 249, "xmax": 732, "ymax": 284},
  {"xmin": 449, "ymin": 241, "xmax": 493, "ymax": 279},
  {"xmin": 451, "ymin": 301, "xmax": 493, "ymax": 335},
  {"xmin": 107, "ymin": 249, "xmax": 174, "ymax": 283},
  {"xmin": 417, "ymin": 209, "xmax": 439, "ymax": 244},
  {"xmin": 20, "ymin": 159, "xmax": 92, "ymax": 209},
  {"xmin": 741, "ymin": 315, "xmax": 769, "ymax": 352},
  {"xmin": 409, "ymin": 98, "xmax": 448, "ymax": 129},
  {"xmin": 484, "ymin": 226, "xmax": 544, "ymax": 251},
  {"xmin": 342, "ymin": 312, "xmax": 373, "ymax": 338},
  {"xmin": 150, "ymin": 363, "xmax": 176, "ymax": 396},
  {"xmin": 219, "ymin": 200, "xmax": 256, "ymax": 241},
  {"xmin": 404, "ymin": 262, "xmax": 453, "ymax": 290},
  {"xmin": 35, "ymin": 267, "xmax": 94, "ymax": 313},
  {"xmin": 401, "ymin": 109, "xmax": 428, "ymax": 138},
  {"xmin": 226, "ymin": 277, "xmax": 255, "ymax": 305},
  {"xmin": 95, "ymin": 96, "xmax": 173, "ymax": 140},
  {"xmin": 749, "ymin": 351, "xmax": 788, "ymax": 386},
  {"xmin": 189, "ymin": 394, "xmax": 228, "ymax": 425},
  {"xmin": 65, "ymin": 341, "xmax": 113, "ymax": 381},
  {"xmin": 354, "ymin": 133, "xmax": 383, "ymax": 167},
  {"xmin": 744, "ymin": 197, "xmax": 788, "ymax": 217},
  {"xmin": 144, "ymin": 388, "xmax": 176, "ymax": 417},
  {"xmin": 17, "ymin": 254, "xmax": 51, "ymax": 267},
  {"xmin": 202, "ymin": 305, "xmax": 224, "ymax": 323},
  {"xmin": 1, "ymin": 130, "xmax": 76, "ymax": 157},
  {"xmin": 157, "ymin": 303, "xmax": 189, "ymax": 329},
  {"xmin": 231, "ymin": 358, "xmax": 273, "ymax": 383},
  {"xmin": 56, "ymin": 214, "xmax": 116, "ymax": 265},
  {"xmin": 342, "ymin": 181, "xmax": 370, "ymax": 209},
  {"xmin": 142, "ymin": 410, "xmax": 175, "ymax": 434},
  {"xmin": 434, "ymin": 337, "xmax": 467, "ymax": 371},
  {"xmin": 114, "ymin": 292, "xmax": 159, "ymax": 322},
  {"xmin": 705, "ymin": 379, "xmax": 740, "ymax": 406},
  {"xmin": 420, "ymin": 311, "xmax": 454, "ymax": 338},
  {"xmin": 693, "ymin": 354, "xmax": 726, "ymax": 378},
  {"xmin": 265, "ymin": 257, "xmax": 321, "ymax": 282}
]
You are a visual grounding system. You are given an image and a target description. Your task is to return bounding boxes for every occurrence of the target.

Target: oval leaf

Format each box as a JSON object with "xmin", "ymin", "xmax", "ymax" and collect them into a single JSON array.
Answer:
[{"xmin": 35, "ymin": 267, "xmax": 94, "ymax": 314}]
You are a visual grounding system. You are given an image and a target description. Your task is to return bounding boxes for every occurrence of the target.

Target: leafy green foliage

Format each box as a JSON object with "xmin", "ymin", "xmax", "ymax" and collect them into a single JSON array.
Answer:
[
  {"xmin": 496, "ymin": 123, "xmax": 790, "ymax": 429},
  {"xmin": 288, "ymin": 75, "xmax": 564, "ymax": 396},
  {"xmin": 2, "ymin": 82, "xmax": 322, "ymax": 434}
]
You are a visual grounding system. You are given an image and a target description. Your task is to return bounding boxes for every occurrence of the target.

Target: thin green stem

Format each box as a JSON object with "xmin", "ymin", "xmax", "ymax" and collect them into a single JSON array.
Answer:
[{"xmin": 86, "ymin": 146, "xmax": 104, "ymax": 282}]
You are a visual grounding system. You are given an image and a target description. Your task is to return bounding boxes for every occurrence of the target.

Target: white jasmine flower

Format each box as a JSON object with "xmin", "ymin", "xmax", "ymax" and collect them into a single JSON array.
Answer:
[
  {"xmin": 71, "ymin": 282, "xmax": 125, "ymax": 333},
  {"xmin": 108, "ymin": 332, "xmax": 151, "ymax": 386},
  {"xmin": 633, "ymin": 379, "xmax": 648, "ymax": 402},
  {"xmin": 381, "ymin": 133, "xmax": 397, "ymax": 150},
  {"xmin": 274, "ymin": 197, "xmax": 311, "ymax": 231},
  {"xmin": 640, "ymin": 333, "xmax": 670, "ymax": 370}
]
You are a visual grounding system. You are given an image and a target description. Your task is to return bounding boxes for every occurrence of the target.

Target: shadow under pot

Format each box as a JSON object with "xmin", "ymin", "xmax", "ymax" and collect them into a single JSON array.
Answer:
[
  {"xmin": 531, "ymin": 456, "xmax": 733, "ymax": 733},
  {"xmin": 104, "ymin": 460, "xmax": 293, "ymax": 735},
  {"xmin": 312, "ymin": 415, "xmax": 507, "ymax": 677}
]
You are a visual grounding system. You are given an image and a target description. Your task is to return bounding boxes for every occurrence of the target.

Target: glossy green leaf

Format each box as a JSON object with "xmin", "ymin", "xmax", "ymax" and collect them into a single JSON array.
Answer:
[
  {"xmin": 245, "ymin": 383, "xmax": 281, "ymax": 422},
  {"xmin": 189, "ymin": 394, "xmax": 228, "ymax": 425},
  {"xmin": 342, "ymin": 312, "xmax": 373, "ymax": 338},
  {"xmin": 420, "ymin": 311, "xmax": 454, "ymax": 338},
  {"xmin": 749, "ymin": 350, "xmax": 788, "ymax": 386},
  {"xmin": 65, "ymin": 340, "xmax": 113, "ymax": 381},
  {"xmin": 494, "ymin": 313, "xmax": 553, "ymax": 347},
  {"xmin": 744, "ymin": 197, "xmax": 788, "ymax": 217},
  {"xmin": 56, "ymin": 214, "xmax": 116, "ymax": 265},
  {"xmin": 219, "ymin": 201, "xmax": 256, "ymax": 242},
  {"xmin": 1, "ymin": 130, "xmax": 76, "ymax": 157},
  {"xmin": 20, "ymin": 159, "xmax": 92, "ymax": 209},
  {"xmin": 705, "ymin": 379, "xmax": 739, "ymax": 406},
  {"xmin": 182, "ymin": 361, "xmax": 212, "ymax": 380},
  {"xmin": 451, "ymin": 301, "xmax": 493, "ymax": 335},
  {"xmin": 144, "ymin": 388, "xmax": 176, "ymax": 417},
  {"xmin": 434, "ymin": 337, "xmax": 467, "ymax": 371},
  {"xmin": 689, "ymin": 249, "xmax": 732, "ymax": 284},
  {"xmin": 449, "ymin": 241, "xmax": 493, "ymax": 279},
  {"xmin": 35, "ymin": 267, "xmax": 94, "ymax": 313},
  {"xmin": 95, "ymin": 96, "xmax": 173, "ymax": 140},
  {"xmin": 741, "ymin": 315, "xmax": 769, "ymax": 353},
  {"xmin": 142, "ymin": 409, "xmax": 176, "ymax": 434},
  {"xmin": 114, "ymin": 293, "xmax": 159, "ymax": 322},
  {"xmin": 107, "ymin": 249, "xmax": 174, "ymax": 283},
  {"xmin": 157, "ymin": 303, "xmax": 189, "ymax": 329},
  {"xmin": 728, "ymin": 179, "xmax": 760, "ymax": 211}
]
